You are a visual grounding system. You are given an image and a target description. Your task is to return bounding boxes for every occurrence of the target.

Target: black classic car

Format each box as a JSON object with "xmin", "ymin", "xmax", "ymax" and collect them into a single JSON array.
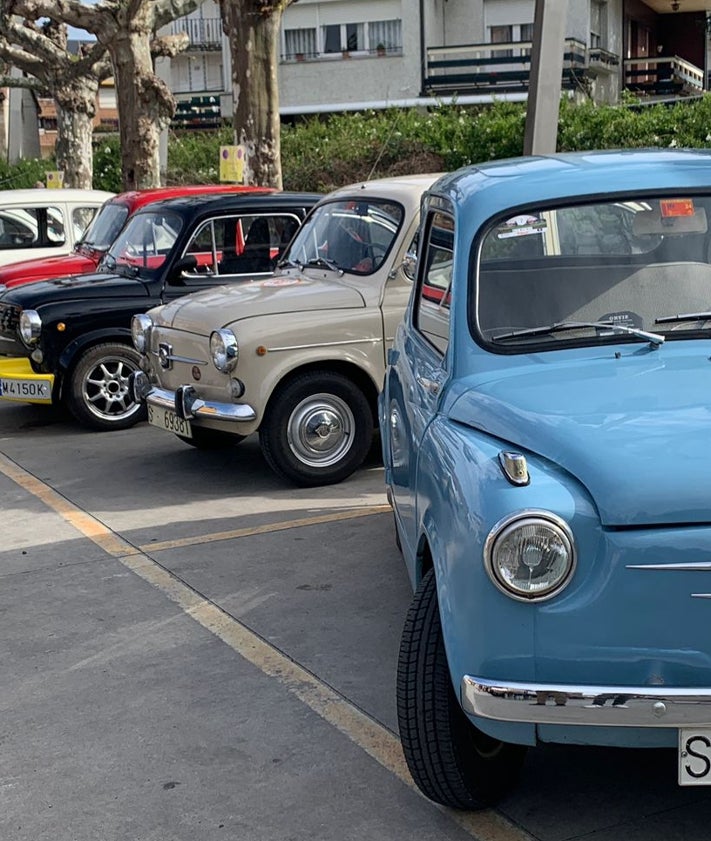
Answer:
[{"xmin": 0, "ymin": 190, "xmax": 320, "ymax": 430}]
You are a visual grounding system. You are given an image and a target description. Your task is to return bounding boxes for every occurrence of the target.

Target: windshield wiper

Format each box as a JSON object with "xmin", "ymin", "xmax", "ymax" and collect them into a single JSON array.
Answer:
[
  {"xmin": 492, "ymin": 320, "xmax": 665, "ymax": 347},
  {"xmin": 305, "ymin": 256, "xmax": 341, "ymax": 272},
  {"xmin": 655, "ymin": 312, "xmax": 711, "ymax": 325},
  {"xmin": 277, "ymin": 257, "xmax": 304, "ymax": 270}
]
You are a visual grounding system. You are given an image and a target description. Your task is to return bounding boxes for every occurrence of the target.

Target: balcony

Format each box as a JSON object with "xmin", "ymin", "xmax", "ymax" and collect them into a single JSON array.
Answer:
[
  {"xmin": 423, "ymin": 38, "xmax": 591, "ymax": 95},
  {"xmin": 624, "ymin": 55, "xmax": 705, "ymax": 101},
  {"xmin": 168, "ymin": 17, "xmax": 222, "ymax": 52}
]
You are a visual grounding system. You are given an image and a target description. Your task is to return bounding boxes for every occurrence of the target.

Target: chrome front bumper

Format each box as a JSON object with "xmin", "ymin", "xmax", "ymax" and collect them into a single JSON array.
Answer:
[
  {"xmin": 131, "ymin": 372, "xmax": 256, "ymax": 424},
  {"xmin": 462, "ymin": 676, "xmax": 711, "ymax": 728}
]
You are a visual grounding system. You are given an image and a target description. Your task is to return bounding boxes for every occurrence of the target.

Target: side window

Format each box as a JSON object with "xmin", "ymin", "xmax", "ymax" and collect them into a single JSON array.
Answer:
[
  {"xmin": 72, "ymin": 206, "xmax": 99, "ymax": 241},
  {"xmin": 45, "ymin": 206, "xmax": 66, "ymax": 244},
  {"xmin": 216, "ymin": 213, "xmax": 301, "ymax": 276},
  {"xmin": 0, "ymin": 209, "xmax": 40, "ymax": 248},
  {"xmin": 414, "ymin": 210, "xmax": 453, "ymax": 354}
]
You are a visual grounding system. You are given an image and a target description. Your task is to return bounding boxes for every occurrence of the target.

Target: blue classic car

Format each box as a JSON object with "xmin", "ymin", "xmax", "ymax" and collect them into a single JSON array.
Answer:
[{"xmin": 380, "ymin": 149, "xmax": 711, "ymax": 809}]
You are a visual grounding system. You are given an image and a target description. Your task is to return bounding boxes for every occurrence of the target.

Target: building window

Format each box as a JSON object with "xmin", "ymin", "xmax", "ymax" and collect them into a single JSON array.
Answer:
[
  {"xmin": 368, "ymin": 20, "xmax": 402, "ymax": 53},
  {"xmin": 490, "ymin": 25, "xmax": 513, "ymax": 58},
  {"xmin": 590, "ymin": 0, "xmax": 607, "ymax": 49},
  {"xmin": 284, "ymin": 27, "xmax": 317, "ymax": 59},
  {"xmin": 323, "ymin": 22, "xmax": 365, "ymax": 53}
]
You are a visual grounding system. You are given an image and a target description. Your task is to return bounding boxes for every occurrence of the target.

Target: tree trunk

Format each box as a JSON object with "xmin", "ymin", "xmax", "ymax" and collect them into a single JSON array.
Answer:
[
  {"xmin": 220, "ymin": 0, "xmax": 288, "ymax": 189},
  {"xmin": 54, "ymin": 78, "xmax": 98, "ymax": 189},
  {"xmin": 110, "ymin": 30, "xmax": 174, "ymax": 190}
]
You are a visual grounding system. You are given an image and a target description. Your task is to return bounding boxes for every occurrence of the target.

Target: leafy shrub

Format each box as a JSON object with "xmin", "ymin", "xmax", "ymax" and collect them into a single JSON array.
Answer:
[{"xmin": 7, "ymin": 95, "xmax": 711, "ymax": 193}]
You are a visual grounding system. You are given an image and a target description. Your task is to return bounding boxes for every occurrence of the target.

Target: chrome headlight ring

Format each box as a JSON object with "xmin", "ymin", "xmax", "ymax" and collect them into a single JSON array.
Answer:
[
  {"xmin": 484, "ymin": 510, "xmax": 576, "ymax": 602},
  {"xmin": 131, "ymin": 313, "xmax": 153, "ymax": 354},
  {"xmin": 19, "ymin": 309, "xmax": 42, "ymax": 346},
  {"xmin": 210, "ymin": 329, "xmax": 239, "ymax": 373}
]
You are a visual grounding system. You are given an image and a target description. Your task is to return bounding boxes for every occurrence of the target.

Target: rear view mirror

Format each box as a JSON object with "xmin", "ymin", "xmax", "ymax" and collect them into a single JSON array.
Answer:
[
  {"xmin": 633, "ymin": 205, "xmax": 708, "ymax": 236},
  {"xmin": 168, "ymin": 254, "xmax": 198, "ymax": 284}
]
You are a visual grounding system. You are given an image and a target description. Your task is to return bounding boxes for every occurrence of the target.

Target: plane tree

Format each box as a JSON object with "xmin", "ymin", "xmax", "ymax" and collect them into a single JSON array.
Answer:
[
  {"xmin": 9, "ymin": 0, "xmax": 203, "ymax": 189},
  {"xmin": 0, "ymin": 16, "xmax": 111, "ymax": 188},
  {"xmin": 219, "ymin": 0, "xmax": 295, "ymax": 188}
]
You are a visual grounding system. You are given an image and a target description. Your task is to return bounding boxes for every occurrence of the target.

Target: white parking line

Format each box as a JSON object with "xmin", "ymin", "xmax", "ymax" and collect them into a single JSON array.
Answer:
[{"xmin": 0, "ymin": 452, "xmax": 532, "ymax": 841}]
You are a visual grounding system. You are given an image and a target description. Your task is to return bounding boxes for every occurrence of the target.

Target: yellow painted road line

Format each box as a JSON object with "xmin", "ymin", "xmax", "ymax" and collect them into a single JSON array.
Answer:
[
  {"xmin": 141, "ymin": 505, "xmax": 392, "ymax": 553},
  {"xmin": 0, "ymin": 452, "xmax": 532, "ymax": 841}
]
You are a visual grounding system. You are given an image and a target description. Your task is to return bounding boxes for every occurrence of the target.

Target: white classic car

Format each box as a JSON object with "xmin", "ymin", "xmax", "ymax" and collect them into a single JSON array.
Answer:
[
  {"xmin": 130, "ymin": 173, "xmax": 439, "ymax": 486},
  {"xmin": 0, "ymin": 188, "xmax": 114, "ymax": 266}
]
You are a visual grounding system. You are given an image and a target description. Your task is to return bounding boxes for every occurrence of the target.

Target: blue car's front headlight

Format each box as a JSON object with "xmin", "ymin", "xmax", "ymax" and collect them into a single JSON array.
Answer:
[{"xmin": 484, "ymin": 510, "xmax": 576, "ymax": 602}]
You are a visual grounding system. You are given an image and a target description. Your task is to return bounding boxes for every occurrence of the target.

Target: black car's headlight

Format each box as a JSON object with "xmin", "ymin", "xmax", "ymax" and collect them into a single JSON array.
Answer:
[
  {"xmin": 131, "ymin": 314, "xmax": 153, "ymax": 353},
  {"xmin": 19, "ymin": 309, "xmax": 42, "ymax": 346},
  {"xmin": 210, "ymin": 329, "xmax": 239, "ymax": 373},
  {"xmin": 484, "ymin": 510, "xmax": 576, "ymax": 601}
]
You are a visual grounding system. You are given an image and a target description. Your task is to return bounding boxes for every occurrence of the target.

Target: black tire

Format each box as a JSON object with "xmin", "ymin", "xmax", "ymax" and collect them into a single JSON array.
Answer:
[
  {"xmin": 66, "ymin": 342, "xmax": 146, "ymax": 431},
  {"xmin": 176, "ymin": 428, "xmax": 246, "ymax": 450},
  {"xmin": 259, "ymin": 370, "xmax": 374, "ymax": 487},
  {"xmin": 397, "ymin": 570, "xmax": 527, "ymax": 809}
]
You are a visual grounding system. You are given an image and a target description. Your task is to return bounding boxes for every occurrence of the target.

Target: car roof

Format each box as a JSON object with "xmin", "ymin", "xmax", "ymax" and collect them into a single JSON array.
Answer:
[
  {"xmin": 133, "ymin": 190, "xmax": 323, "ymax": 216},
  {"xmin": 112, "ymin": 184, "xmax": 275, "ymax": 213},
  {"xmin": 432, "ymin": 149, "xmax": 711, "ymax": 210},
  {"xmin": 0, "ymin": 188, "xmax": 115, "ymax": 203},
  {"xmin": 321, "ymin": 173, "xmax": 444, "ymax": 204}
]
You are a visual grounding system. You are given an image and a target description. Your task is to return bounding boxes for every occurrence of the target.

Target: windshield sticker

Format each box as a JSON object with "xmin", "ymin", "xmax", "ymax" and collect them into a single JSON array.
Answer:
[
  {"xmin": 261, "ymin": 277, "xmax": 303, "ymax": 287},
  {"xmin": 496, "ymin": 215, "xmax": 547, "ymax": 239},
  {"xmin": 660, "ymin": 198, "xmax": 695, "ymax": 217}
]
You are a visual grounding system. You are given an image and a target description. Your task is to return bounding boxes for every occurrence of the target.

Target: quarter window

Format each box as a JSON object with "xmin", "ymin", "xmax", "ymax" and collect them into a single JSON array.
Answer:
[{"xmin": 414, "ymin": 210, "xmax": 454, "ymax": 354}]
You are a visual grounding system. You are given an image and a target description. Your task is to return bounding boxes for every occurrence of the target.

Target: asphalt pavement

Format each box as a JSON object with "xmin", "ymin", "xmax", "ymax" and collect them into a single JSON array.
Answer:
[{"xmin": 1, "ymin": 401, "xmax": 711, "ymax": 841}]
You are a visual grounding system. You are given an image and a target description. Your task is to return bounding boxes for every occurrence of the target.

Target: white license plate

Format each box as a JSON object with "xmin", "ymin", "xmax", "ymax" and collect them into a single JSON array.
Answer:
[
  {"xmin": 147, "ymin": 404, "xmax": 192, "ymax": 438},
  {"xmin": 679, "ymin": 729, "xmax": 711, "ymax": 785},
  {"xmin": 0, "ymin": 378, "xmax": 51, "ymax": 400}
]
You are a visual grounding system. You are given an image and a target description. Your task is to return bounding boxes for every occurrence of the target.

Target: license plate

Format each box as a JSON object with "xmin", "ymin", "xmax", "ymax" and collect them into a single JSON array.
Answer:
[
  {"xmin": 147, "ymin": 403, "xmax": 192, "ymax": 438},
  {"xmin": 679, "ymin": 729, "xmax": 711, "ymax": 785},
  {"xmin": 0, "ymin": 378, "xmax": 51, "ymax": 400}
]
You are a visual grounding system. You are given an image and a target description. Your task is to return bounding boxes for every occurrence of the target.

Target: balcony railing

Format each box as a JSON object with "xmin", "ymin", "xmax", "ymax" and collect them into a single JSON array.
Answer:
[
  {"xmin": 168, "ymin": 17, "xmax": 222, "ymax": 51},
  {"xmin": 423, "ymin": 39, "xmax": 589, "ymax": 94},
  {"xmin": 624, "ymin": 55, "xmax": 704, "ymax": 99}
]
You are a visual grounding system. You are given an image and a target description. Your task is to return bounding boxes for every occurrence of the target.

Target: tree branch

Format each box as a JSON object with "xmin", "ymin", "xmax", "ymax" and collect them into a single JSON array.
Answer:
[
  {"xmin": 154, "ymin": 0, "xmax": 203, "ymax": 30},
  {"xmin": 7, "ymin": 0, "xmax": 106, "ymax": 33}
]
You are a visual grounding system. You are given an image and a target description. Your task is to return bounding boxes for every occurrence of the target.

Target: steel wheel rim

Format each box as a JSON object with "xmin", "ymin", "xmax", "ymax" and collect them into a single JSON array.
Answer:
[
  {"xmin": 82, "ymin": 354, "xmax": 141, "ymax": 422},
  {"xmin": 286, "ymin": 392, "xmax": 355, "ymax": 468}
]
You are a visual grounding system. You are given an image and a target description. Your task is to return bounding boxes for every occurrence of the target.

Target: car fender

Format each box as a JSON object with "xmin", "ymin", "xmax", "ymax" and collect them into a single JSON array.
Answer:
[{"xmin": 58, "ymin": 326, "xmax": 134, "ymax": 378}]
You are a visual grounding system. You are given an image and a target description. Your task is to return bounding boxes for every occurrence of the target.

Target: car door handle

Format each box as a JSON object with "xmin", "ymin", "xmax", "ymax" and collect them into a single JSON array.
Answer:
[{"xmin": 416, "ymin": 375, "xmax": 441, "ymax": 395}]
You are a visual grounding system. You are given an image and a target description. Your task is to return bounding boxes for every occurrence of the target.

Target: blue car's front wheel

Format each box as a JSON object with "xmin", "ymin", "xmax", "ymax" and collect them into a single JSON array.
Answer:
[{"xmin": 397, "ymin": 569, "xmax": 527, "ymax": 809}]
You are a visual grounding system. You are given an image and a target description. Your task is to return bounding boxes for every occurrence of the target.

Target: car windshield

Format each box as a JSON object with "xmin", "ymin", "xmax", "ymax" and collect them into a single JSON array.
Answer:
[
  {"xmin": 475, "ymin": 194, "xmax": 711, "ymax": 349},
  {"xmin": 102, "ymin": 210, "xmax": 183, "ymax": 277},
  {"xmin": 284, "ymin": 198, "xmax": 404, "ymax": 274},
  {"xmin": 78, "ymin": 201, "xmax": 130, "ymax": 251}
]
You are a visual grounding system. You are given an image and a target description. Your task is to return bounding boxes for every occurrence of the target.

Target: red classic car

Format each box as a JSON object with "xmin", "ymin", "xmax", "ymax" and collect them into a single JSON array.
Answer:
[{"xmin": 0, "ymin": 184, "xmax": 273, "ymax": 290}]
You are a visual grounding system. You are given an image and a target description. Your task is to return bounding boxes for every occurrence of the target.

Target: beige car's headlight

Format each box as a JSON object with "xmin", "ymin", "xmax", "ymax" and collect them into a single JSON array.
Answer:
[
  {"xmin": 19, "ymin": 309, "xmax": 41, "ymax": 346},
  {"xmin": 484, "ymin": 511, "xmax": 576, "ymax": 601},
  {"xmin": 131, "ymin": 314, "xmax": 153, "ymax": 353},
  {"xmin": 210, "ymin": 329, "xmax": 239, "ymax": 373}
]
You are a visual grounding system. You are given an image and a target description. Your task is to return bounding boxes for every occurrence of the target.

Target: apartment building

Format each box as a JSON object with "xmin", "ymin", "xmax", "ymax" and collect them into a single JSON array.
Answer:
[{"xmin": 167, "ymin": 0, "xmax": 710, "ymax": 126}]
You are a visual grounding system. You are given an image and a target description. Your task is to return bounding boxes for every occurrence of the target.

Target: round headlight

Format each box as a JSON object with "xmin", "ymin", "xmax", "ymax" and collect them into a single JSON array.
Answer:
[
  {"xmin": 210, "ymin": 329, "xmax": 239, "ymax": 373},
  {"xmin": 484, "ymin": 511, "xmax": 575, "ymax": 601},
  {"xmin": 131, "ymin": 314, "xmax": 153, "ymax": 353},
  {"xmin": 19, "ymin": 309, "xmax": 42, "ymax": 346}
]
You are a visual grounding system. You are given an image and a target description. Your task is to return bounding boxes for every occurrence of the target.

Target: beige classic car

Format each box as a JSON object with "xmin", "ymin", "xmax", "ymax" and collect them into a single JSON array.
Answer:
[{"xmin": 129, "ymin": 173, "xmax": 440, "ymax": 486}]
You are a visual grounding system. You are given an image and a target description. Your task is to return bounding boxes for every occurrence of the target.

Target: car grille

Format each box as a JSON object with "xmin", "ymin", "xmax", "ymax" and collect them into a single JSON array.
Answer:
[{"xmin": 0, "ymin": 301, "xmax": 20, "ymax": 334}]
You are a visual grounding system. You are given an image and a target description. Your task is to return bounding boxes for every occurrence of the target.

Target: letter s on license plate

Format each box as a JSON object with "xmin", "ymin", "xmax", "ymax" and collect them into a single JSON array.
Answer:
[
  {"xmin": 147, "ymin": 404, "xmax": 192, "ymax": 438},
  {"xmin": 679, "ymin": 729, "xmax": 711, "ymax": 785}
]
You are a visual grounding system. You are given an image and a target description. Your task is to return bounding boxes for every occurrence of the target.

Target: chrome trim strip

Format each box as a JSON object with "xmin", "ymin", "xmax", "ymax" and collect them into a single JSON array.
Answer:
[
  {"xmin": 265, "ymin": 338, "xmax": 380, "ymax": 353},
  {"xmin": 462, "ymin": 676, "xmax": 711, "ymax": 727},
  {"xmin": 627, "ymin": 563, "xmax": 711, "ymax": 571},
  {"xmin": 145, "ymin": 385, "xmax": 256, "ymax": 422},
  {"xmin": 692, "ymin": 594, "xmax": 711, "ymax": 599},
  {"xmin": 150, "ymin": 351, "xmax": 207, "ymax": 366}
]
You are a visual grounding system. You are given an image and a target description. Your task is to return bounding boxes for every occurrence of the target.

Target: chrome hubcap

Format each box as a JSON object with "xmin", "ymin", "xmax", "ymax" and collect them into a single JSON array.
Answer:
[{"xmin": 287, "ymin": 393, "xmax": 355, "ymax": 467}]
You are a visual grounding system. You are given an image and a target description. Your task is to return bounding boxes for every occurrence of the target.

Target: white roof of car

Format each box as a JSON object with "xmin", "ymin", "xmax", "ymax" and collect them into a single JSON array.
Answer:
[{"xmin": 0, "ymin": 188, "xmax": 115, "ymax": 204}]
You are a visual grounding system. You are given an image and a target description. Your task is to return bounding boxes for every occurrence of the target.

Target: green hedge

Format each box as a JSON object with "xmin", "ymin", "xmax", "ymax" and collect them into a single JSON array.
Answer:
[{"xmin": 13, "ymin": 95, "xmax": 711, "ymax": 194}]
